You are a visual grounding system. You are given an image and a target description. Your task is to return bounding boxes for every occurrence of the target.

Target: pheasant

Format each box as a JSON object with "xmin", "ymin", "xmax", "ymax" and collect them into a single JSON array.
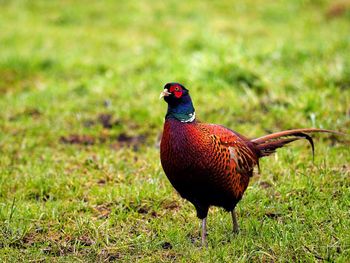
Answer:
[{"xmin": 159, "ymin": 82, "xmax": 341, "ymax": 246}]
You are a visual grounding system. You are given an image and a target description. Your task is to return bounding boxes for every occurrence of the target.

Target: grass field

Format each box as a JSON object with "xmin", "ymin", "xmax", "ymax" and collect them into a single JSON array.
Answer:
[{"xmin": 0, "ymin": 0, "xmax": 350, "ymax": 262}]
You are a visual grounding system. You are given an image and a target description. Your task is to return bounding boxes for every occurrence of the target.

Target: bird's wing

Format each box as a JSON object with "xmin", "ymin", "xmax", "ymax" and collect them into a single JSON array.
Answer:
[{"xmin": 199, "ymin": 123, "xmax": 258, "ymax": 175}]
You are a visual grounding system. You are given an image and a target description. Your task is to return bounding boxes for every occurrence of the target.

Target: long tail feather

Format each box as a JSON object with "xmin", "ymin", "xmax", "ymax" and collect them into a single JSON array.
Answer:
[
  {"xmin": 252, "ymin": 128, "xmax": 343, "ymax": 159},
  {"xmin": 257, "ymin": 137, "xmax": 300, "ymax": 156},
  {"xmin": 251, "ymin": 128, "xmax": 341, "ymax": 144}
]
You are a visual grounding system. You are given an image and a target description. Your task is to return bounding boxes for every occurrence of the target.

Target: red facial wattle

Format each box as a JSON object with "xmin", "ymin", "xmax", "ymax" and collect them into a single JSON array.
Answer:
[
  {"xmin": 169, "ymin": 85, "xmax": 183, "ymax": 98},
  {"xmin": 174, "ymin": 91, "xmax": 182, "ymax": 98}
]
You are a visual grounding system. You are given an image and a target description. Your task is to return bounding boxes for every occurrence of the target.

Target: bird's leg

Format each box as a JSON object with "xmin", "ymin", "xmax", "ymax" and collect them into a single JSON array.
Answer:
[
  {"xmin": 201, "ymin": 217, "xmax": 207, "ymax": 247},
  {"xmin": 231, "ymin": 209, "xmax": 239, "ymax": 234}
]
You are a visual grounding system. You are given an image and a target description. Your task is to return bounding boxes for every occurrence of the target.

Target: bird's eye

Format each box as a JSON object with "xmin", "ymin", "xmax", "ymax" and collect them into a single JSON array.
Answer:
[{"xmin": 175, "ymin": 87, "xmax": 179, "ymax": 91}]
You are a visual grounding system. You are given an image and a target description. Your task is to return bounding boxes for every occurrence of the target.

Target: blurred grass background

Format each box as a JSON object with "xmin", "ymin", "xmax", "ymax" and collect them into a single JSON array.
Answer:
[{"xmin": 0, "ymin": 0, "xmax": 349, "ymax": 261}]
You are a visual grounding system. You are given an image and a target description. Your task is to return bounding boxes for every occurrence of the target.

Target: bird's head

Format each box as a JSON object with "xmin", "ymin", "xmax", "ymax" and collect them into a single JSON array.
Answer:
[
  {"xmin": 160, "ymin": 83, "xmax": 195, "ymax": 122},
  {"xmin": 159, "ymin": 83, "xmax": 190, "ymax": 106}
]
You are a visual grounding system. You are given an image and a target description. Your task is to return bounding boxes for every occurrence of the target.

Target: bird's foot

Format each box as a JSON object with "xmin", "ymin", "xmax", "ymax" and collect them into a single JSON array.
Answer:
[
  {"xmin": 201, "ymin": 233, "xmax": 208, "ymax": 248},
  {"xmin": 233, "ymin": 227, "xmax": 239, "ymax": 235}
]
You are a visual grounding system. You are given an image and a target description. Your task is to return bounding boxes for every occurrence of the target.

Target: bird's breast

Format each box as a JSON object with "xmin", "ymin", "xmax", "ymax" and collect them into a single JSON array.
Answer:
[{"xmin": 160, "ymin": 120, "xmax": 216, "ymax": 181}]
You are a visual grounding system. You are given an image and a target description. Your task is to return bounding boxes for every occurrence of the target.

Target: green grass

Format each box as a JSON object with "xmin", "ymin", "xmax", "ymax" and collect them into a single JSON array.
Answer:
[{"xmin": 0, "ymin": 0, "xmax": 350, "ymax": 261}]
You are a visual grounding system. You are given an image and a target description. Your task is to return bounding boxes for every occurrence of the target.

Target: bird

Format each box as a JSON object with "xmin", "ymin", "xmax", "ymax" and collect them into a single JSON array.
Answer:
[{"xmin": 159, "ymin": 82, "xmax": 341, "ymax": 246}]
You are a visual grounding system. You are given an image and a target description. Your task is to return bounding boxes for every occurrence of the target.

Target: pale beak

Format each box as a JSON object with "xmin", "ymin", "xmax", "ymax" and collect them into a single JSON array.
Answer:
[{"xmin": 159, "ymin": 89, "xmax": 171, "ymax": 99}]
